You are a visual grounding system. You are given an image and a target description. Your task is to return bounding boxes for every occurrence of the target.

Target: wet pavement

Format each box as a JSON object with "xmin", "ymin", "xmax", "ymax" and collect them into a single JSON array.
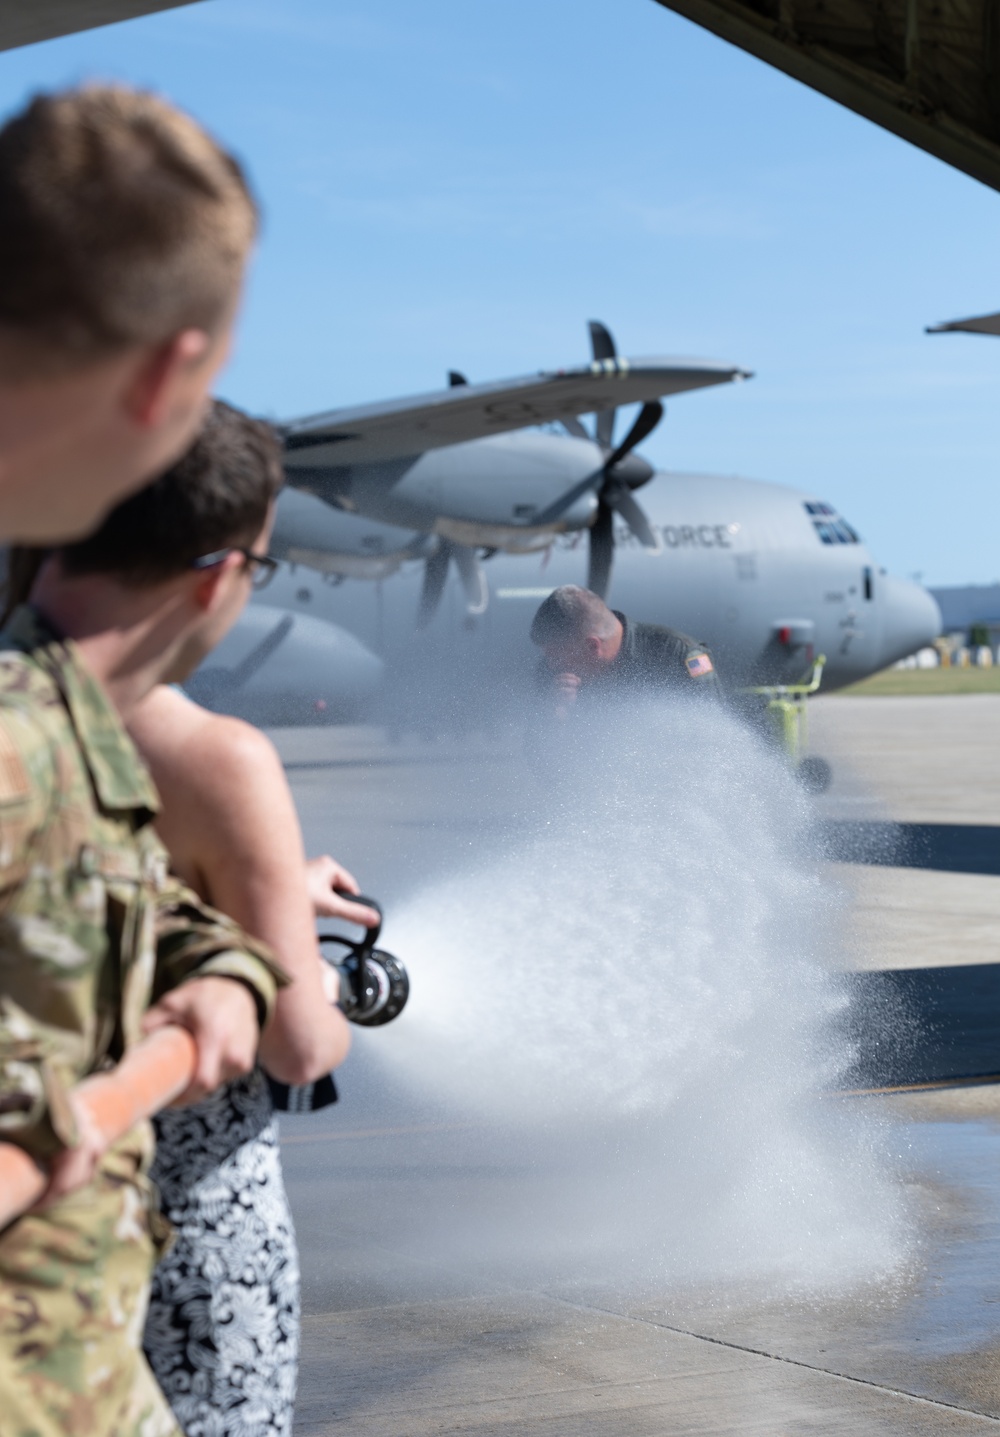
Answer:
[
  {"xmin": 282, "ymin": 1088, "xmax": 1000, "ymax": 1434},
  {"xmin": 274, "ymin": 698, "xmax": 1000, "ymax": 1434}
]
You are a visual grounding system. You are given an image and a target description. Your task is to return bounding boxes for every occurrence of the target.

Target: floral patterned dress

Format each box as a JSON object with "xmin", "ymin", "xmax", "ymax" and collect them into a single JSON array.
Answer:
[{"xmin": 143, "ymin": 1067, "xmax": 300, "ymax": 1437}]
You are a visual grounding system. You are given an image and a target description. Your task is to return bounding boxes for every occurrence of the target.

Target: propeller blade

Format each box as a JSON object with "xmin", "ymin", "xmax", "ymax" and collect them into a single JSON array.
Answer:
[
  {"xmin": 606, "ymin": 483, "xmax": 660, "ymax": 550},
  {"xmin": 587, "ymin": 499, "xmax": 615, "ymax": 598},
  {"xmin": 533, "ymin": 464, "xmax": 605, "ymax": 527},
  {"xmin": 416, "ymin": 543, "xmax": 450, "ymax": 629},
  {"xmin": 588, "ymin": 321, "xmax": 616, "ymax": 362},
  {"xmin": 535, "ymin": 389, "xmax": 663, "ymax": 531},
  {"xmin": 588, "ymin": 321, "xmax": 618, "ymax": 450},
  {"xmin": 452, "ymin": 544, "xmax": 489, "ymax": 616},
  {"xmin": 560, "ymin": 414, "xmax": 591, "ymax": 441},
  {"xmin": 605, "ymin": 400, "xmax": 663, "ymax": 471}
]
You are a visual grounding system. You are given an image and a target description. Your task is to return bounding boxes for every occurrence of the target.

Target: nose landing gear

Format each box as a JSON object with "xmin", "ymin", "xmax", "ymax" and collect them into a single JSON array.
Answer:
[{"xmin": 742, "ymin": 656, "xmax": 832, "ymax": 794}]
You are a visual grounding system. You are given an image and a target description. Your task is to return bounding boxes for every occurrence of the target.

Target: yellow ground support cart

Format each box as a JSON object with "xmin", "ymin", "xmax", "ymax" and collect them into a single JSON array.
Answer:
[{"xmin": 742, "ymin": 655, "xmax": 830, "ymax": 792}]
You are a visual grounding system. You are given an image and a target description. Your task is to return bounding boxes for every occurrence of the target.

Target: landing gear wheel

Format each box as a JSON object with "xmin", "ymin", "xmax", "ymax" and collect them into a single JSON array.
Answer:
[{"xmin": 797, "ymin": 755, "xmax": 832, "ymax": 794}]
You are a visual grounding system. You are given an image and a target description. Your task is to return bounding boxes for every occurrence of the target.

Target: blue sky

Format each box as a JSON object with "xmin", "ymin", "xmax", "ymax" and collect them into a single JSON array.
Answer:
[{"xmin": 3, "ymin": 0, "xmax": 999, "ymax": 585}]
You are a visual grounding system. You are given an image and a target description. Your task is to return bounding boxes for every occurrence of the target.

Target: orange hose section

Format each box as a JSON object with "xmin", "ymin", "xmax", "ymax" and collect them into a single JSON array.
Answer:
[{"xmin": 0, "ymin": 1025, "xmax": 198, "ymax": 1230}]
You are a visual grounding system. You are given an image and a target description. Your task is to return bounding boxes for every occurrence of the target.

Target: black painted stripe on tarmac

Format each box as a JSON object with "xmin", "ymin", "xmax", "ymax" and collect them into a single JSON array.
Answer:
[{"xmin": 820, "ymin": 820, "xmax": 1000, "ymax": 876}]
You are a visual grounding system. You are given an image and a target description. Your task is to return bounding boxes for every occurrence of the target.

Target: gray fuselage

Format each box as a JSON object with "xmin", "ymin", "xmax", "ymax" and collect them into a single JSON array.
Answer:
[{"xmin": 247, "ymin": 469, "xmax": 939, "ymax": 721}]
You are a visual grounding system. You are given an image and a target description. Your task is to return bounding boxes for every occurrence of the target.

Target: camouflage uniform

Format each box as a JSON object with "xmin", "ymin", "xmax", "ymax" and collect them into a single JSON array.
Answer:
[{"xmin": 0, "ymin": 607, "xmax": 284, "ymax": 1437}]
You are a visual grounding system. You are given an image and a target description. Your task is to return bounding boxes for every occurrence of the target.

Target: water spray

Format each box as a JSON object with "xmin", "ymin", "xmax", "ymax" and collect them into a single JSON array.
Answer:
[{"xmin": 364, "ymin": 698, "xmax": 913, "ymax": 1293}]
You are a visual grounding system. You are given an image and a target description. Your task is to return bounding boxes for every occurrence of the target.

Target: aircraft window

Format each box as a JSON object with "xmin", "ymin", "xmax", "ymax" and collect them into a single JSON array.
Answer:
[
  {"xmin": 804, "ymin": 501, "xmax": 836, "ymax": 516},
  {"xmin": 811, "ymin": 516, "xmax": 859, "ymax": 544}
]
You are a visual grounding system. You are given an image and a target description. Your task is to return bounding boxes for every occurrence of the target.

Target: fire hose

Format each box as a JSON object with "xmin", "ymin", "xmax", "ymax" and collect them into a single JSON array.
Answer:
[
  {"xmin": 0, "ymin": 1024, "xmax": 197, "ymax": 1231},
  {"xmin": 0, "ymin": 890, "xmax": 409, "ymax": 1225}
]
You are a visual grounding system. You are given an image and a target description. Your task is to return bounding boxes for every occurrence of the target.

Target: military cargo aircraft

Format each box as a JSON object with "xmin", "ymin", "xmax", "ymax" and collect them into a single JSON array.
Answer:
[
  {"xmin": 191, "ymin": 324, "xmax": 941, "ymax": 726},
  {"xmin": 197, "ymin": 467, "xmax": 939, "ymax": 727}
]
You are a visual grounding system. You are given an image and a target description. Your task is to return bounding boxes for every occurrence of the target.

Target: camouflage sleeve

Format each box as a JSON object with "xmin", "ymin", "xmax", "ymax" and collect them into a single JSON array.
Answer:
[
  {"xmin": 0, "ymin": 706, "xmax": 54, "ymax": 882},
  {"xmin": 152, "ymin": 879, "xmax": 290, "ymax": 1026},
  {"xmin": 0, "ymin": 708, "xmax": 76, "ymax": 1163},
  {"xmin": 0, "ymin": 998, "xmax": 79, "ymax": 1162},
  {"xmin": 682, "ymin": 645, "xmax": 720, "ymax": 693}
]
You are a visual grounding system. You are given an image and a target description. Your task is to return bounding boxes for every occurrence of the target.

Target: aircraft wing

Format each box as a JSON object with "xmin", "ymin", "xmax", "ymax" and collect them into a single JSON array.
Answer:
[
  {"xmin": 926, "ymin": 311, "xmax": 1000, "ymax": 337},
  {"xmin": 282, "ymin": 357, "xmax": 750, "ymax": 468}
]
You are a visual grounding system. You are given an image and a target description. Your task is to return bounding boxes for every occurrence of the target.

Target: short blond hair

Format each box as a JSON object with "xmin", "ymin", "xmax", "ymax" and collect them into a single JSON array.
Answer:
[{"xmin": 0, "ymin": 85, "xmax": 258, "ymax": 376}]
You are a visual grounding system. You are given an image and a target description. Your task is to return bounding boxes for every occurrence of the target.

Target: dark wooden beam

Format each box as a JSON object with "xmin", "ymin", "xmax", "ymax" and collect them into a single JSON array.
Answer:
[
  {"xmin": 652, "ymin": 0, "xmax": 1000, "ymax": 192},
  {"xmin": 0, "ymin": 0, "xmax": 204, "ymax": 53}
]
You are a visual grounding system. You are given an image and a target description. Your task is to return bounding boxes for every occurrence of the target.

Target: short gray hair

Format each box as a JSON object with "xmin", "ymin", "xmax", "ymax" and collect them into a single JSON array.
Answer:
[{"xmin": 530, "ymin": 585, "xmax": 617, "ymax": 645}]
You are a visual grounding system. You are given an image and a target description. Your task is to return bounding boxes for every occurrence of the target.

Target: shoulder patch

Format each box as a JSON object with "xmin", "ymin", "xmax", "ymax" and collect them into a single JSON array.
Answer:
[
  {"xmin": 686, "ymin": 652, "xmax": 714, "ymax": 678},
  {"xmin": 0, "ymin": 715, "xmax": 31, "ymax": 802}
]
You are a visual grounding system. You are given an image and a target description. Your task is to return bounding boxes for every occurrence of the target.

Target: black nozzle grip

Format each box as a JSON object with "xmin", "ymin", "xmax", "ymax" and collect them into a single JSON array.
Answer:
[{"xmin": 331, "ymin": 888, "xmax": 382, "ymax": 948}]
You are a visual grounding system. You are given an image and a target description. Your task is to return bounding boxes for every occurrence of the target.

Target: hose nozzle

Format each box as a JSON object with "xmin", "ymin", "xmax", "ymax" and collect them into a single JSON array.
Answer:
[{"xmin": 321, "ymin": 894, "xmax": 409, "ymax": 1027}]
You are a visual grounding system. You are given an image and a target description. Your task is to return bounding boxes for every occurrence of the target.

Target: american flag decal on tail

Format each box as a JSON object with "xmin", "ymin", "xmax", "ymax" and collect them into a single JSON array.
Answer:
[{"xmin": 686, "ymin": 652, "xmax": 713, "ymax": 677}]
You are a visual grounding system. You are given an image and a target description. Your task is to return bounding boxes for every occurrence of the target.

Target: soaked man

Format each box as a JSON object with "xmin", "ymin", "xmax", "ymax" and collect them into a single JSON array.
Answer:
[{"xmin": 530, "ymin": 585, "xmax": 719, "ymax": 717}]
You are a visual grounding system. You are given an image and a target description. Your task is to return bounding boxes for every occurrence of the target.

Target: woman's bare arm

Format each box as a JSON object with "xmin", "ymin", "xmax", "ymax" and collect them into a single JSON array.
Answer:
[{"xmin": 130, "ymin": 688, "xmax": 350, "ymax": 1086}]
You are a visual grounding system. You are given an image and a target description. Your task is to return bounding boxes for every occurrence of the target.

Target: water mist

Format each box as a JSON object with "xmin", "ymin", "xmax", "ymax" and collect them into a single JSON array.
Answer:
[{"xmin": 361, "ymin": 697, "xmax": 913, "ymax": 1298}]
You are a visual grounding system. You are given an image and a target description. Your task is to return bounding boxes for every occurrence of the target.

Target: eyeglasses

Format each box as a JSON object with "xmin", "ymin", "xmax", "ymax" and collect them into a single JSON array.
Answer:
[{"xmin": 191, "ymin": 546, "xmax": 279, "ymax": 590}]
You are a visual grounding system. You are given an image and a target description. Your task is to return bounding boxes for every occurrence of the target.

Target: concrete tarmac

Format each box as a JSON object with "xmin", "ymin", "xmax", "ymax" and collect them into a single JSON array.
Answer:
[
  {"xmin": 810, "ymin": 695, "xmax": 1000, "ymax": 970},
  {"xmin": 274, "ymin": 696, "xmax": 1000, "ymax": 1435}
]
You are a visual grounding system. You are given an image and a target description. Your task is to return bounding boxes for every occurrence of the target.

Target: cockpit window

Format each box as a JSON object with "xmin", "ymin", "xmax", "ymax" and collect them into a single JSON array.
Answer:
[{"xmin": 805, "ymin": 502, "xmax": 859, "ymax": 544}]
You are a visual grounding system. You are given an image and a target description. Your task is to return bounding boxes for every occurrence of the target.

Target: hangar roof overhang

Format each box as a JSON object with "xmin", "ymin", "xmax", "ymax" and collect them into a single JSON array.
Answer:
[
  {"xmin": 0, "ymin": 0, "xmax": 204, "ymax": 53},
  {"xmin": 652, "ymin": 0, "xmax": 1000, "ymax": 193},
  {"xmin": 927, "ymin": 310, "xmax": 1000, "ymax": 334}
]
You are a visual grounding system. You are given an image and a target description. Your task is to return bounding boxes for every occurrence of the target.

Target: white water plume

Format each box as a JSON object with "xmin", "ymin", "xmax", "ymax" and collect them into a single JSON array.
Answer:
[{"xmin": 370, "ymin": 698, "xmax": 912, "ymax": 1295}]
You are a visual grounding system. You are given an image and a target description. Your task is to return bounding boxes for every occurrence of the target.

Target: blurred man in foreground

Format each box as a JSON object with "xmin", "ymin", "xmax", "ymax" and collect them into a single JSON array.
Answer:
[
  {"xmin": 530, "ymin": 585, "xmax": 719, "ymax": 717},
  {"xmin": 0, "ymin": 401, "xmax": 286, "ymax": 1437},
  {"xmin": 0, "ymin": 84, "xmax": 257, "ymax": 541}
]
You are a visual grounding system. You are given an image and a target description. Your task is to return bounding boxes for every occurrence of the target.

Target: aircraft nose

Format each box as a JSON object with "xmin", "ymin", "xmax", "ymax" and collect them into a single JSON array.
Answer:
[{"xmin": 877, "ymin": 573, "xmax": 942, "ymax": 667}]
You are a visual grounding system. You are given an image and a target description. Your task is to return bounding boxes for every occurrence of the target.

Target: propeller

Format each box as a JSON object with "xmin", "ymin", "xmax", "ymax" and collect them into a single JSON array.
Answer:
[
  {"xmin": 417, "ymin": 538, "xmax": 488, "ymax": 629},
  {"xmin": 419, "ymin": 324, "xmax": 661, "ymax": 623},
  {"xmin": 587, "ymin": 397, "xmax": 663, "ymax": 596},
  {"xmin": 409, "ymin": 367, "xmax": 488, "ymax": 628},
  {"xmin": 412, "ymin": 365, "xmax": 490, "ymax": 628},
  {"xmin": 551, "ymin": 321, "xmax": 665, "ymax": 597}
]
